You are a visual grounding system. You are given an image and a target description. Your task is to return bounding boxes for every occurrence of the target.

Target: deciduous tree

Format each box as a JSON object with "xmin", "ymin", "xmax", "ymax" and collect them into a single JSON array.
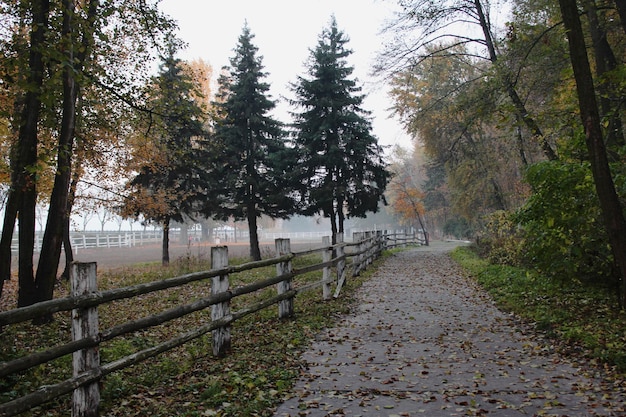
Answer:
[
  {"xmin": 388, "ymin": 45, "xmax": 520, "ymax": 225},
  {"xmin": 0, "ymin": 0, "xmax": 180, "ymax": 306},
  {"xmin": 378, "ymin": 0, "xmax": 558, "ymax": 160},
  {"xmin": 0, "ymin": 0, "xmax": 50, "ymax": 306},
  {"xmin": 388, "ymin": 148, "xmax": 429, "ymax": 244},
  {"xmin": 558, "ymin": 0, "xmax": 626, "ymax": 306},
  {"xmin": 32, "ymin": 0, "xmax": 100, "ymax": 313}
]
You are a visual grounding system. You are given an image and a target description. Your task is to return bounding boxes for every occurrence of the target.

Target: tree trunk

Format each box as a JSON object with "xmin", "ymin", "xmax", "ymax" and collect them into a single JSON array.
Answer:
[
  {"xmin": 559, "ymin": 0, "xmax": 626, "ymax": 307},
  {"xmin": 201, "ymin": 221, "xmax": 211, "ymax": 241},
  {"xmin": 416, "ymin": 212, "xmax": 429, "ymax": 245},
  {"xmin": 584, "ymin": 0, "xmax": 624, "ymax": 150},
  {"xmin": 0, "ymin": 189, "xmax": 18, "ymax": 293},
  {"xmin": 408, "ymin": 191, "xmax": 429, "ymax": 246},
  {"xmin": 515, "ymin": 116, "xmax": 529, "ymax": 167},
  {"xmin": 162, "ymin": 217, "xmax": 170, "ymax": 266},
  {"xmin": 0, "ymin": 70, "xmax": 27, "ymax": 298},
  {"xmin": 61, "ymin": 214, "xmax": 74, "ymax": 280},
  {"xmin": 473, "ymin": 0, "xmax": 558, "ymax": 161},
  {"xmin": 61, "ymin": 157, "xmax": 81, "ymax": 280},
  {"xmin": 328, "ymin": 204, "xmax": 338, "ymax": 246},
  {"xmin": 18, "ymin": 185, "xmax": 37, "ymax": 308},
  {"xmin": 337, "ymin": 198, "xmax": 345, "ymax": 238},
  {"xmin": 35, "ymin": 0, "xmax": 98, "ymax": 309},
  {"xmin": 35, "ymin": 27, "xmax": 78, "ymax": 310},
  {"xmin": 6, "ymin": 0, "xmax": 50, "ymax": 307},
  {"xmin": 247, "ymin": 204, "xmax": 261, "ymax": 261}
]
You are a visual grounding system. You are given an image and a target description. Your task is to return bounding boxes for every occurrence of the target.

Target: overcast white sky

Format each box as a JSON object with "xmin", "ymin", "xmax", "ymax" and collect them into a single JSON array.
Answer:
[{"xmin": 158, "ymin": 0, "xmax": 413, "ymax": 151}]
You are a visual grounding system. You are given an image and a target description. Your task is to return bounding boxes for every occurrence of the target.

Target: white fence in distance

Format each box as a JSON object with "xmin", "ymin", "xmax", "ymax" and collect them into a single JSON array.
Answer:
[
  {"xmin": 10, "ymin": 228, "xmax": 419, "ymax": 254},
  {"xmin": 10, "ymin": 231, "xmax": 163, "ymax": 254}
]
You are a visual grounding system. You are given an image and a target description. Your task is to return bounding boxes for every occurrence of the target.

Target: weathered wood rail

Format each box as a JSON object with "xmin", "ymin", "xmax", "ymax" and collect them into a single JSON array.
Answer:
[{"xmin": 0, "ymin": 230, "xmax": 423, "ymax": 417}]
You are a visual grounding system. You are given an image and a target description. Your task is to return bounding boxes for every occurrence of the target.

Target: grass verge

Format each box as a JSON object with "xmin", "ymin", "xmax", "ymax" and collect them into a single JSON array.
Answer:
[
  {"xmin": 1, "ymin": 250, "xmax": 393, "ymax": 416},
  {"xmin": 450, "ymin": 245, "xmax": 626, "ymax": 372}
]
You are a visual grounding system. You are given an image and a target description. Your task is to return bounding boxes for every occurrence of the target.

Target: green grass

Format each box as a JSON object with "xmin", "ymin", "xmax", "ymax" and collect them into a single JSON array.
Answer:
[
  {"xmin": 451, "ymin": 245, "xmax": 626, "ymax": 372},
  {"xmin": 0, "ymin": 250, "xmax": 391, "ymax": 416}
]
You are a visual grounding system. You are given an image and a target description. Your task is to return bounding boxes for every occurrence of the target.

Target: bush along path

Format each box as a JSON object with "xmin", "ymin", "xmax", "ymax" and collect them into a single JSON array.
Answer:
[{"xmin": 273, "ymin": 242, "xmax": 626, "ymax": 416}]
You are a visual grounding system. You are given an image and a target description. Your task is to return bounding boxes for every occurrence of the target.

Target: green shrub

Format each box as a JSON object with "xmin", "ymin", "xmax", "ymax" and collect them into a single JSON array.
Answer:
[
  {"xmin": 476, "ymin": 210, "xmax": 524, "ymax": 266},
  {"xmin": 515, "ymin": 160, "xmax": 615, "ymax": 286}
]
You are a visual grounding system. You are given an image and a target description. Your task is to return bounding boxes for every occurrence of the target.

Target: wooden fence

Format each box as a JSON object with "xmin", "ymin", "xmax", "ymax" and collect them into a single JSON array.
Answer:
[{"xmin": 0, "ymin": 230, "xmax": 424, "ymax": 417}]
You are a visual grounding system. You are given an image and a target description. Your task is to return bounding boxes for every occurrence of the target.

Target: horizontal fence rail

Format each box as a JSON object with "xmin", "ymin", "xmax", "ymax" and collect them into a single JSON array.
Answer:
[
  {"xmin": 0, "ymin": 229, "xmax": 424, "ymax": 417},
  {"xmin": 10, "ymin": 231, "xmax": 164, "ymax": 254}
]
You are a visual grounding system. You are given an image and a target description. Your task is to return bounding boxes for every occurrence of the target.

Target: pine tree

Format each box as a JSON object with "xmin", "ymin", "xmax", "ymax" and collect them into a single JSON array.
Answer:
[
  {"xmin": 213, "ymin": 24, "xmax": 297, "ymax": 261},
  {"xmin": 124, "ymin": 47, "xmax": 209, "ymax": 266},
  {"xmin": 291, "ymin": 17, "xmax": 390, "ymax": 244}
]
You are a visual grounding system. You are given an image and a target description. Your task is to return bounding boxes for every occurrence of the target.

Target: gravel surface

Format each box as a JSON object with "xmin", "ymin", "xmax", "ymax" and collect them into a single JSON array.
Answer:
[{"xmin": 273, "ymin": 243, "xmax": 626, "ymax": 416}]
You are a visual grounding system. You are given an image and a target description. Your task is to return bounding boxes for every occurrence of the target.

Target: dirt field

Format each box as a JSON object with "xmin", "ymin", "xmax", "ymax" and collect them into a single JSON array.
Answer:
[
  {"xmin": 77, "ymin": 240, "xmax": 322, "ymax": 268},
  {"xmin": 0, "ymin": 239, "xmax": 323, "ymax": 311},
  {"xmin": 11, "ymin": 239, "xmax": 323, "ymax": 272}
]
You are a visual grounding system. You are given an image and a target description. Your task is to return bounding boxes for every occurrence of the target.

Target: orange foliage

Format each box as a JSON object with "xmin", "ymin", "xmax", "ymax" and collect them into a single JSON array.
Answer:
[
  {"xmin": 389, "ymin": 179, "xmax": 425, "ymax": 224},
  {"xmin": 182, "ymin": 58, "xmax": 213, "ymax": 121}
]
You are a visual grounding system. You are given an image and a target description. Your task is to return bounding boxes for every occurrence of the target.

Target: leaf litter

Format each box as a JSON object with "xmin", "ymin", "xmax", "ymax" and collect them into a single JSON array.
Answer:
[{"xmin": 273, "ymin": 245, "xmax": 626, "ymax": 416}]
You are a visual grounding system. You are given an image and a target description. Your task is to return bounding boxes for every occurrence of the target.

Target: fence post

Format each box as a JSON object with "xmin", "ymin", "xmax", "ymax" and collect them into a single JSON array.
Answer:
[
  {"xmin": 211, "ymin": 246, "xmax": 230, "ymax": 357},
  {"xmin": 361, "ymin": 232, "xmax": 368, "ymax": 267},
  {"xmin": 352, "ymin": 232, "xmax": 364, "ymax": 277},
  {"xmin": 382, "ymin": 230, "xmax": 387, "ymax": 250},
  {"xmin": 333, "ymin": 234, "xmax": 347, "ymax": 298},
  {"xmin": 337, "ymin": 233, "xmax": 346, "ymax": 282},
  {"xmin": 275, "ymin": 239, "xmax": 294, "ymax": 318},
  {"xmin": 71, "ymin": 262, "xmax": 100, "ymax": 417},
  {"xmin": 322, "ymin": 236, "xmax": 331, "ymax": 301}
]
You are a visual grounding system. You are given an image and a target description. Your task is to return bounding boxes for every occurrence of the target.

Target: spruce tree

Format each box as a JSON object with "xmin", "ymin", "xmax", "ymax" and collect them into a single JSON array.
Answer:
[
  {"xmin": 124, "ymin": 47, "xmax": 209, "ymax": 265},
  {"xmin": 213, "ymin": 24, "xmax": 297, "ymax": 260},
  {"xmin": 291, "ymin": 17, "xmax": 390, "ymax": 243}
]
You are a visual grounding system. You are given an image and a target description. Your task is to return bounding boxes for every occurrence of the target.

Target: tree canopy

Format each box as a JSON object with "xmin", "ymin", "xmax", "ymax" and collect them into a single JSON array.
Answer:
[
  {"xmin": 382, "ymin": 0, "xmax": 626, "ymax": 305},
  {"xmin": 290, "ymin": 17, "xmax": 390, "ymax": 243},
  {"xmin": 0, "ymin": 0, "xmax": 180, "ymax": 308},
  {"xmin": 123, "ymin": 47, "xmax": 211, "ymax": 266},
  {"xmin": 212, "ymin": 24, "xmax": 298, "ymax": 260}
]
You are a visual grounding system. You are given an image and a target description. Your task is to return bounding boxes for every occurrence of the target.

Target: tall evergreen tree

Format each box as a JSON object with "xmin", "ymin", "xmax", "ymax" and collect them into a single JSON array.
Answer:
[
  {"xmin": 213, "ymin": 24, "xmax": 297, "ymax": 261},
  {"xmin": 124, "ymin": 47, "xmax": 209, "ymax": 266},
  {"xmin": 290, "ymin": 17, "xmax": 390, "ymax": 244}
]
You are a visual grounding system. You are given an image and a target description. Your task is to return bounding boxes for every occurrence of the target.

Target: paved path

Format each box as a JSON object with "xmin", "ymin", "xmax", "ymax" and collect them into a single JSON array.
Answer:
[{"xmin": 273, "ymin": 243, "xmax": 626, "ymax": 416}]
